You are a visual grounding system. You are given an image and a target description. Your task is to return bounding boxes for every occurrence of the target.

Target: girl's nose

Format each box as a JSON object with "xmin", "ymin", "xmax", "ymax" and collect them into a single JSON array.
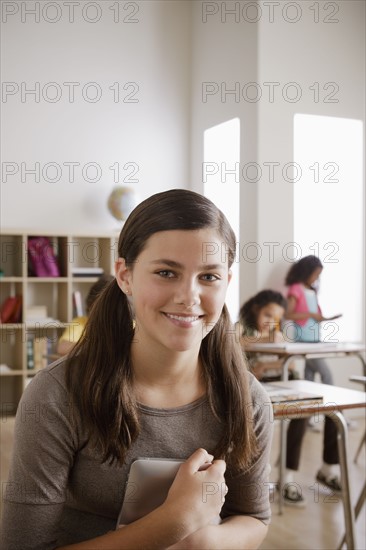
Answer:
[{"xmin": 174, "ymin": 280, "xmax": 200, "ymax": 309}]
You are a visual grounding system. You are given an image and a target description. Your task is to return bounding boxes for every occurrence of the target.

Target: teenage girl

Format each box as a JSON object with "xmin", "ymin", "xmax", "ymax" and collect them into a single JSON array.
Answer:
[{"xmin": 1, "ymin": 190, "xmax": 273, "ymax": 550}]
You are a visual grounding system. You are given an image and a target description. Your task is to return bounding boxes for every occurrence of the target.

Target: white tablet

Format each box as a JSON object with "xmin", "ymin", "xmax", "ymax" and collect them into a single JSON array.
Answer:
[{"xmin": 116, "ymin": 458, "xmax": 185, "ymax": 526}]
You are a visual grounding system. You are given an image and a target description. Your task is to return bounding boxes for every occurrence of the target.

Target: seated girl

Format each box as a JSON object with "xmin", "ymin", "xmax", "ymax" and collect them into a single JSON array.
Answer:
[{"xmin": 239, "ymin": 290, "xmax": 298, "ymax": 381}]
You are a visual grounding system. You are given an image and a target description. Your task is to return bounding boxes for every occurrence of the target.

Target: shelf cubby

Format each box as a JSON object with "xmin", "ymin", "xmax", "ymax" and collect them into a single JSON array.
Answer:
[{"xmin": 0, "ymin": 230, "xmax": 119, "ymax": 414}]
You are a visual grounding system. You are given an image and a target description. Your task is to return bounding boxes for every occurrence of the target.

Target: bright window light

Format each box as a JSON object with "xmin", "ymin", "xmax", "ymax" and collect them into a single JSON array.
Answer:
[
  {"xmin": 294, "ymin": 114, "xmax": 364, "ymax": 342},
  {"xmin": 203, "ymin": 118, "xmax": 240, "ymax": 322}
]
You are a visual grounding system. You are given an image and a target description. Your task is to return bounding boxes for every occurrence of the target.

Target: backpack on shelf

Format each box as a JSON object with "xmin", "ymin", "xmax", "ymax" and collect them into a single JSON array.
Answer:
[{"xmin": 27, "ymin": 237, "xmax": 60, "ymax": 277}]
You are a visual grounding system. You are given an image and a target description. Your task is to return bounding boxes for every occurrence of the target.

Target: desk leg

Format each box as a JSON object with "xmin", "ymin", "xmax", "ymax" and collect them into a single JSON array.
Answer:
[
  {"xmin": 278, "ymin": 356, "xmax": 295, "ymax": 514},
  {"xmin": 280, "ymin": 357, "xmax": 293, "ymax": 382},
  {"xmin": 327, "ymin": 411, "xmax": 356, "ymax": 549},
  {"xmin": 278, "ymin": 418, "xmax": 287, "ymax": 514}
]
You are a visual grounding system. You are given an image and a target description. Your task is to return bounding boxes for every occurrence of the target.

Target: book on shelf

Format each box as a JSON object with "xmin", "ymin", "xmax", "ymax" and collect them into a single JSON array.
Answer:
[
  {"xmin": 24, "ymin": 305, "xmax": 61, "ymax": 326},
  {"xmin": 24, "ymin": 318, "xmax": 61, "ymax": 327},
  {"xmin": 27, "ymin": 337, "xmax": 50, "ymax": 371},
  {"xmin": 26, "ymin": 339, "xmax": 35, "ymax": 370},
  {"xmin": 262, "ymin": 383, "xmax": 324, "ymax": 412},
  {"xmin": 72, "ymin": 290, "xmax": 84, "ymax": 317},
  {"xmin": 25, "ymin": 305, "xmax": 48, "ymax": 320},
  {"xmin": 71, "ymin": 267, "xmax": 104, "ymax": 277}
]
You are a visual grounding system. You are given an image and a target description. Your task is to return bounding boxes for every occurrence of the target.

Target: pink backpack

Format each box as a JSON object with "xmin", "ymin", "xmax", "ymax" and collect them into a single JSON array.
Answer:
[{"xmin": 27, "ymin": 237, "xmax": 60, "ymax": 277}]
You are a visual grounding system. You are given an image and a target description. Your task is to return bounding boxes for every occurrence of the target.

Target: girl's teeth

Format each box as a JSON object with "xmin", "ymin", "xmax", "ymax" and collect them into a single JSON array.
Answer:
[{"xmin": 166, "ymin": 314, "xmax": 198, "ymax": 322}]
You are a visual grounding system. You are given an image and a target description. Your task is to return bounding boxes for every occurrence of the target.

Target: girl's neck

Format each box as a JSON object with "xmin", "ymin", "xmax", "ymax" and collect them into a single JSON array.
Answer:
[{"xmin": 130, "ymin": 344, "xmax": 206, "ymax": 408}]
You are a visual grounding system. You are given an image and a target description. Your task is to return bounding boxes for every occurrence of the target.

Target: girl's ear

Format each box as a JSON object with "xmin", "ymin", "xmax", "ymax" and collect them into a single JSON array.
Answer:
[{"xmin": 115, "ymin": 258, "xmax": 132, "ymax": 295}]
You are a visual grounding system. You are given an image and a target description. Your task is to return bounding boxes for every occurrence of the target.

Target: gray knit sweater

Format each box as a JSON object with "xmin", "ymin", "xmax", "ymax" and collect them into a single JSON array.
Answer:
[{"xmin": 1, "ymin": 360, "xmax": 273, "ymax": 549}]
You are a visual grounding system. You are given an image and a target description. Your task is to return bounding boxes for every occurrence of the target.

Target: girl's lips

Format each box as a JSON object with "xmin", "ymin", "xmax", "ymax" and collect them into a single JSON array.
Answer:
[{"xmin": 163, "ymin": 312, "xmax": 203, "ymax": 327}]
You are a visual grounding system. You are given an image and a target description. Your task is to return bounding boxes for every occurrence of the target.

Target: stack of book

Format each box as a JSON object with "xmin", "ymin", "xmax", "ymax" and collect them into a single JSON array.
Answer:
[
  {"xmin": 27, "ymin": 337, "xmax": 51, "ymax": 371},
  {"xmin": 25, "ymin": 305, "xmax": 59, "ymax": 326},
  {"xmin": 262, "ymin": 383, "xmax": 323, "ymax": 413}
]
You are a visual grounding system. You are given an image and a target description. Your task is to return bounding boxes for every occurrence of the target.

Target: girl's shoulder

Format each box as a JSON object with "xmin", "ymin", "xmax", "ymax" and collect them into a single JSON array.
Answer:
[
  {"xmin": 248, "ymin": 372, "xmax": 272, "ymax": 406},
  {"xmin": 21, "ymin": 357, "xmax": 69, "ymax": 404},
  {"xmin": 287, "ymin": 282, "xmax": 304, "ymax": 296}
]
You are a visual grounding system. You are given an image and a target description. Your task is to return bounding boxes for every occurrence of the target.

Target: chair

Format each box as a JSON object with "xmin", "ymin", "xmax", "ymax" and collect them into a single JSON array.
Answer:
[
  {"xmin": 337, "ymin": 375, "xmax": 365, "ymax": 549},
  {"xmin": 350, "ymin": 375, "xmax": 366, "ymax": 464}
]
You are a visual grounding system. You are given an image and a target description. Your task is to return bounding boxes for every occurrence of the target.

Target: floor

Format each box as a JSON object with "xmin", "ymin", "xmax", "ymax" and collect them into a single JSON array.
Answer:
[
  {"xmin": 260, "ymin": 414, "xmax": 366, "ymax": 550},
  {"xmin": 1, "ymin": 413, "xmax": 365, "ymax": 549}
]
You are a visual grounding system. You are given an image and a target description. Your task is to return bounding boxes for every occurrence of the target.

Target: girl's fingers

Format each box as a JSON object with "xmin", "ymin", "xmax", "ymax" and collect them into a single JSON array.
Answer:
[
  {"xmin": 210, "ymin": 459, "xmax": 226, "ymax": 475},
  {"xmin": 184, "ymin": 448, "xmax": 214, "ymax": 473}
]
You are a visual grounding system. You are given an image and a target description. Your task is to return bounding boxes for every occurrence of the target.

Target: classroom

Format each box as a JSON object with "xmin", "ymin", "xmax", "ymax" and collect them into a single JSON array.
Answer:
[{"xmin": 1, "ymin": 1, "xmax": 365, "ymax": 549}]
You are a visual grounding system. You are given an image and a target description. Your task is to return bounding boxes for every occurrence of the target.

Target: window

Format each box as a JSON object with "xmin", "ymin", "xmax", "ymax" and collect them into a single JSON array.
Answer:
[
  {"xmin": 203, "ymin": 118, "xmax": 240, "ymax": 322},
  {"xmin": 294, "ymin": 114, "xmax": 364, "ymax": 341}
]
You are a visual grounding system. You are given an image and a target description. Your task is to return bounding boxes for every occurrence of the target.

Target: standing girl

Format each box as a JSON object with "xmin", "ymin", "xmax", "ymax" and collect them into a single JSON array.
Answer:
[
  {"xmin": 285, "ymin": 255, "xmax": 342, "ymax": 383},
  {"xmin": 1, "ymin": 190, "xmax": 273, "ymax": 550}
]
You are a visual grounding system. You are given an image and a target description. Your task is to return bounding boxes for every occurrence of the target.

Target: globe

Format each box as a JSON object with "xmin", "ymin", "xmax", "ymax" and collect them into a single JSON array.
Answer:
[{"xmin": 107, "ymin": 186, "xmax": 139, "ymax": 221}]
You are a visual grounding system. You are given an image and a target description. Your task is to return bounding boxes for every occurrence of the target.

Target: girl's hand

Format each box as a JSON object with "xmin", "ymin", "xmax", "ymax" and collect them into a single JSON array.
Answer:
[
  {"xmin": 163, "ymin": 448, "xmax": 227, "ymax": 534},
  {"xmin": 311, "ymin": 312, "xmax": 325, "ymax": 322},
  {"xmin": 311, "ymin": 312, "xmax": 342, "ymax": 322},
  {"xmin": 326, "ymin": 313, "xmax": 342, "ymax": 321},
  {"xmin": 272, "ymin": 330, "xmax": 284, "ymax": 343}
]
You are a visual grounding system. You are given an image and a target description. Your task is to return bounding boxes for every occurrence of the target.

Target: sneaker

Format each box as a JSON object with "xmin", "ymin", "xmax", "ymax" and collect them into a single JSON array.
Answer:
[
  {"xmin": 316, "ymin": 470, "xmax": 342, "ymax": 492},
  {"xmin": 283, "ymin": 485, "xmax": 307, "ymax": 508}
]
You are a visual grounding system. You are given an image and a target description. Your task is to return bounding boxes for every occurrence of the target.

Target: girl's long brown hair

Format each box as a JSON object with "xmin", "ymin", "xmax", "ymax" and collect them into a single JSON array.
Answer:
[{"xmin": 66, "ymin": 189, "xmax": 258, "ymax": 470}]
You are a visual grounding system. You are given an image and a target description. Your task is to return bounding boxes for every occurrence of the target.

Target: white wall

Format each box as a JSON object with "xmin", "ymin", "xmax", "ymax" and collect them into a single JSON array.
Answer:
[
  {"xmin": 256, "ymin": 0, "xmax": 365, "ymax": 295},
  {"xmin": 1, "ymin": 0, "xmax": 192, "ymax": 233},
  {"xmin": 2, "ymin": 1, "xmax": 365, "ymax": 351},
  {"xmin": 189, "ymin": 0, "xmax": 365, "ymax": 385},
  {"xmin": 190, "ymin": 2, "xmax": 260, "ymax": 301},
  {"xmin": 190, "ymin": 1, "xmax": 365, "ymax": 319}
]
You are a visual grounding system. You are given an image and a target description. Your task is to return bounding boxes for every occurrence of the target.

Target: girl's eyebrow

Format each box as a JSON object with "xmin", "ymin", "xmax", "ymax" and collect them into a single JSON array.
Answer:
[{"xmin": 150, "ymin": 259, "xmax": 225, "ymax": 271}]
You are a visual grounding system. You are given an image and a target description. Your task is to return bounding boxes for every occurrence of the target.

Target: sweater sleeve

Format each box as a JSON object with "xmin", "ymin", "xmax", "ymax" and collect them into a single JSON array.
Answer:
[
  {"xmin": 1, "ymin": 364, "xmax": 80, "ymax": 550},
  {"xmin": 221, "ymin": 374, "xmax": 274, "ymax": 525}
]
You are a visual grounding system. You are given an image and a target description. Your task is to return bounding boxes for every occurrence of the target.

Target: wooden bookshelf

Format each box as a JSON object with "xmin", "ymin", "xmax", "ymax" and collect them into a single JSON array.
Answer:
[{"xmin": 0, "ymin": 230, "xmax": 119, "ymax": 414}]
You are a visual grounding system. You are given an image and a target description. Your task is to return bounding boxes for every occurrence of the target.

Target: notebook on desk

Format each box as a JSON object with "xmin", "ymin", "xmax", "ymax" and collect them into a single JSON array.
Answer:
[
  {"xmin": 262, "ymin": 383, "xmax": 324, "ymax": 412},
  {"xmin": 247, "ymin": 342, "xmax": 328, "ymax": 350}
]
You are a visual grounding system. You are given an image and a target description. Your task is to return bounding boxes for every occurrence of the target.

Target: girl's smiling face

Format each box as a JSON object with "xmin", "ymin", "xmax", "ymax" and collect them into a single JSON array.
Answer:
[{"xmin": 115, "ymin": 228, "xmax": 232, "ymax": 355}]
